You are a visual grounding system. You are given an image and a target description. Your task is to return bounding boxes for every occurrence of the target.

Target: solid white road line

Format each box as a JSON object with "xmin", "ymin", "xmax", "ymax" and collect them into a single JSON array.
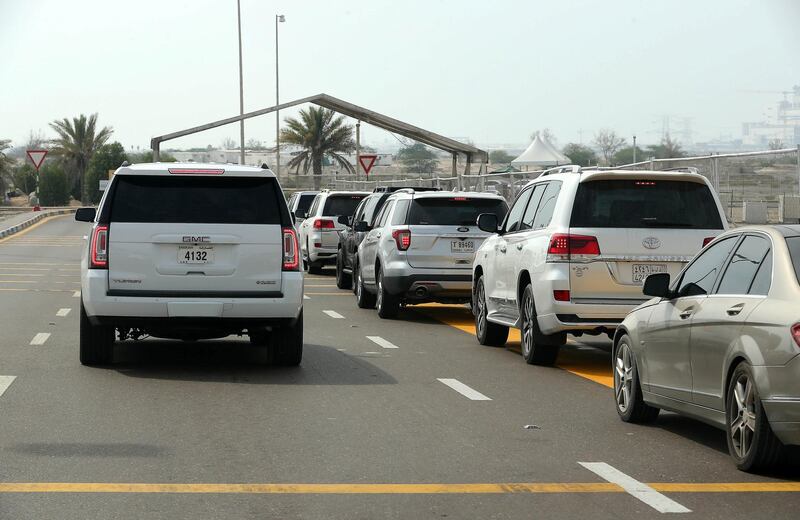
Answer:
[
  {"xmin": 367, "ymin": 336, "xmax": 399, "ymax": 349},
  {"xmin": 73, "ymin": 290, "xmax": 81, "ymax": 297},
  {"xmin": 30, "ymin": 333, "xmax": 51, "ymax": 346},
  {"xmin": 323, "ymin": 310, "xmax": 345, "ymax": 319},
  {"xmin": 0, "ymin": 376, "xmax": 16, "ymax": 398},
  {"xmin": 437, "ymin": 378, "xmax": 492, "ymax": 401},
  {"xmin": 303, "ymin": 295, "xmax": 311, "ymax": 300},
  {"xmin": 579, "ymin": 462, "xmax": 690, "ymax": 513},
  {"xmin": 56, "ymin": 308, "xmax": 72, "ymax": 317}
]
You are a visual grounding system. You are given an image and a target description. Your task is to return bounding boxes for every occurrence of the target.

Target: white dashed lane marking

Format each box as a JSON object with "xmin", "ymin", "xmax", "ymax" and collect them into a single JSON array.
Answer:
[
  {"xmin": 323, "ymin": 310, "xmax": 345, "ymax": 319},
  {"xmin": 30, "ymin": 333, "xmax": 51, "ymax": 346},
  {"xmin": 73, "ymin": 291, "xmax": 81, "ymax": 298},
  {"xmin": 579, "ymin": 462, "xmax": 691, "ymax": 514},
  {"xmin": 0, "ymin": 376, "xmax": 16, "ymax": 398},
  {"xmin": 56, "ymin": 308, "xmax": 71, "ymax": 317},
  {"xmin": 303, "ymin": 295, "xmax": 311, "ymax": 300},
  {"xmin": 366, "ymin": 336, "xmax": 399, "ymax": 349},
  {"xmin": 437, "ymin": 378, "xmax": 492, "ymax": 401}
]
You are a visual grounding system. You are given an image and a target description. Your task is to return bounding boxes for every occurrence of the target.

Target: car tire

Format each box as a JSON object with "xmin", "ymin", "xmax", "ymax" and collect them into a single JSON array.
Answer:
[
  {"xmin": 249, "ymin": 328, "xmax": 270, "ymax": 346},
  {"xmin": 376, "ymin": 267, "xmax": 400, "ymax": 319},
  {"xmin": 519, "ymin": 284, "xmax": 564, "ymax": 366},
  {"xmin": 336, "ymin": 250, "xmax": 352, "ymax": 290},
  {"xmin": 726, "ymin": 362, "xmax": 784, "ymax": 472},
  {"xmin": 614, "ymin": 334, "xmax": 660, "ymax": 423},
  {"xmin": 79, "ymin": 301, "xmax": 115, "ymax": 366},
  {"xmin": 474, "ymin": 276, "xmax": 508, "ymax": 347},
  {"xmin": 355, "ymin": 263, "xmax": 376, "ymax": 309},
  {"xmin": 271, "ymin": 311, "xmax": 303, "ymax": 366}
]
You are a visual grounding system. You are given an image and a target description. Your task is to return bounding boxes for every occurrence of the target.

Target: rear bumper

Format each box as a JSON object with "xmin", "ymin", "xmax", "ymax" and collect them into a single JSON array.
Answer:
[
  {"xmin": 382, "ymin": 265, "xmax": 472, "ymax": 300},
  {"xmin": 753, "ymin": 356, "xmax": 800, "ymax": 445},
  {"xmin": 307, "ymin": 231, "xmax": 340, "ymax": 263},
  {"xmin": 82, "ymin": 269, "xmax": 303, "ymax": 320},
  {"xmin": 761, "ymin": 399, "xmax": 800, "ymax": 445}
]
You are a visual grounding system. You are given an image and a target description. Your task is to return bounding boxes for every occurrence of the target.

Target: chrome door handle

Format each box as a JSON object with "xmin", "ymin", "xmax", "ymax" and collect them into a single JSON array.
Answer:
[
  {"xmin": 726, "ymin": 304, "xmax": 745, "ymax": 316},
  {"xmin": 679, "ymin": 310, "xmax": 693, "ymax": 320}
]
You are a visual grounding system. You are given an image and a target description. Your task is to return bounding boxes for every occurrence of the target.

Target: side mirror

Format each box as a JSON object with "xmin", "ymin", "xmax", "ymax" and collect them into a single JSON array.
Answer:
[
  {"xmin": 476, "ymin": 213, "xmax": 500, "ymax": 234},
  {"xmin": 295, "ymin": 209, "xmax": 307, "ymax": 219},
  {"xmin": 643, "ymin": 273, "xmax": 672, "ymax": 298},
  {"xmin": 75, "ymin": 207, "xmax": 96, "ymax": 223},
  {"xmin": 354, "ymin": 221, "xmax": 369, "ymax": 233},
  {"xmin": 337, "ymin": 215, "xmax": 351, "ymax": 226}
]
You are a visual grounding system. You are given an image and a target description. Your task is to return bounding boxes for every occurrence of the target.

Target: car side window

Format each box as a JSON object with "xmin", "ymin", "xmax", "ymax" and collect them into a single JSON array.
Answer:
[
  {"xmin": 748, "ymin": 249, "xmax": 772, "ymax": 296},
  {"xmin": 391, "ymin": 199, "xmax": 410, "ymax": 225},
  {"xmin": 519, "ymin": 183, "xmax": 547, "ymax": 231},
  {"xmin": 504, "ymin": 188, "xmax": 533, "ymax": 233},
  {"xmin": 376, "ymin": 201, "xmax": 395, "ymax": 228},
  {"xmin": 531, "ymin": 181, "xmax": 562, "ymax": 230},
  {"xmin": 308, "ymin": 195, "xmax": 321, "ymax": 217},
  {"xmin": 716, "ymin": 235, "xmax": 770, "ymax": 295},
  {"xmin": 676, "ymin": 236, "xmax": 737, "ymax": 297},
  {"xmin": 352, "ymin": 199, "xmax": 367, "ymax": 226}
]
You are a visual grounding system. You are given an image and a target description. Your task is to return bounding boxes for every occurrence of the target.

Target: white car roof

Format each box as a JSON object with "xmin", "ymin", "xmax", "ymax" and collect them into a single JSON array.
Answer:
[
  {"xmin": 115, "ymin": 162, "xmax": 275, "ymax": 178},
  {"xmin": 397, "ymin": 190, "xmax": 505, "ymax": 200}
]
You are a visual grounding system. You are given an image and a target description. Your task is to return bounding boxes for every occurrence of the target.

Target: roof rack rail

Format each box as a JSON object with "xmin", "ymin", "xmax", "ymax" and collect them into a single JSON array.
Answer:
[{"xmin": 540, "ymin": 164, "xmax": 582, "ymax": 177}]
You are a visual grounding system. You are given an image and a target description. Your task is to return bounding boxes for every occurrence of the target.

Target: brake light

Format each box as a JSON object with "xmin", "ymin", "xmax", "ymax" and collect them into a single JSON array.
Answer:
[
  {"xmin": 546, "ymin": 233, "xmax": 600, "ymax": 262},
  {"xmin": 313, "ymin": 219, "xmax": 335, "ymax": 230},
  {"xmin": 792, "ymin": 324, "xmax": 800, "ymax": 349},
  {"xmin": 452, "ymin": 197, "xmax": 468, "ymax": 201},
  {"xmin": 634, "ymin": 181, "xmax": 656, "ymax": 186},
  {"xmin": 553, "ymin": 290, "xmax": 570, "ymax": 302},
  {"xmin": 282, "ymin": 227, "xmax": 300, "ymax": 271},
  {"xmin": 392, "ymin": 229, "xmax": 411, "ymax": 251},
  {"xmin": 90, "ymin": 225, "xmax": 109, "ymax": 269},
  {"xmin": 168, "ymin": 168, "xmax": 225, "ymax": 175},
  {"xmin": 703, "ymin": 237, "xmax": 715, "ymax": 247}
]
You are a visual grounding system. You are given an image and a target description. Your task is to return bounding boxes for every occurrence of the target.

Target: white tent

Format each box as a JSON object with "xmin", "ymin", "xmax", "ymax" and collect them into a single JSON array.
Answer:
[{"xmin": 511, "ymin": 136, "xmax": 571, "ymax": 166}]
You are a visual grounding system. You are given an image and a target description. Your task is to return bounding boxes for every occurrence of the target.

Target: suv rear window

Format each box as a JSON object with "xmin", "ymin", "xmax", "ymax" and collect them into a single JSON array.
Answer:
[
  {"xmin": 408, "ymin": 197, "xmax": 508, "ymax": 226},
  {"xmin": 570, "ymin": 179, "xmax": 723, "ymax": 229},
  {"xmin": 108, "ymin": 176, "xmax": 283, "ymax": 224},
  {"xmin": 322, "ymin": 195, "xmax": 366, "ymax": 216}
]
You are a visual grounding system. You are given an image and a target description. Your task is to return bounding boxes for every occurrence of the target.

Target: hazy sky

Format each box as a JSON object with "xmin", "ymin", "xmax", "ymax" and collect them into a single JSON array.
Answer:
[{"xmin": 2, "ymin": 0, "xmax": 799, "ymax": 151}]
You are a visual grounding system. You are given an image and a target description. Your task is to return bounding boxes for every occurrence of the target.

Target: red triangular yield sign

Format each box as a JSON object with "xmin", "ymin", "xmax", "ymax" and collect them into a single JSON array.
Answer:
[
  {"xmin": 26, "ymin": 149, "xmax": 48, "ymax": 170},
  {"xmin": 358, "ymin": 154, "xmax": 378, "ymax": 176}
]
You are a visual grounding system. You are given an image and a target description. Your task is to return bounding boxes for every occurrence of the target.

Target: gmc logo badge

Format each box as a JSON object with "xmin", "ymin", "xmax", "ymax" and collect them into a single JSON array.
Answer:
[{"xmin": 182, "ymin": 236, "xmax": 210, "ymax": 243}]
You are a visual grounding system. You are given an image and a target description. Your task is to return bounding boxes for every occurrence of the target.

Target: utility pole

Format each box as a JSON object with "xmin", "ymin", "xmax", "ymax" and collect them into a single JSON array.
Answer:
[
  {"xmin": 237, "ymin": 0, "xmax": 245, "ymax": 165},
  {"xmin": 275, "ymin": 14, "xmax": 285, "ymax": 175},
  {"xmin": 633, "ymin": 135, "xmax": 637, "ymax": 164}
]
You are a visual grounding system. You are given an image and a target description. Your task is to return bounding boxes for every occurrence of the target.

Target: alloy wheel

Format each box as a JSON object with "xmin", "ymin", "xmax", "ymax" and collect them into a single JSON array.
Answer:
[
  {"xmin": 521, "ymin": 291, "xmax": 534, "ymax": 358},
  {"xmin": 614, "ymin": 342, "xmax": 634, "ymax": 413},
  {"xmin": 476, "ymin": 280, "xmax": 487, "ymax": 338},
  {"xmin": 729, "ymin": 374, "xmax": 757, "ymax": 459}
]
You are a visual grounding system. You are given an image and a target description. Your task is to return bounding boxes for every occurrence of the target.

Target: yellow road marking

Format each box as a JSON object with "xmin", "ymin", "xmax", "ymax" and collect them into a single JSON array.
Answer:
[
  {"xmin": 0, "ymin": 214, "xmax": 69, "ymax": 244},
  {"xmin": 0, "ymin": 288, "xmax": 75, "ymax": 293},
  {"xmin": 414, "ymin": 304, "xmax": 614, "ymax": 388},
  {"xmin": 305, "ymin": 284, "xmax": 338, "ymax": 287},
  {"xmin": 0, "ymin": 262, "xmax": 78, "ymax": 266},
  {"xmin": 0, "ymin": 481, "xmax": 797, "ymax": 494},
  {"xmin": 0, "ymin": 273, "xmax": 44, "ymax": 277},
  {"xmin": 0, "ymin": 280, "xmax": 40, "ymax": 283},
  {"xmin": 304, "ymin": 292, "xmax": 352, "ymax": 296}
]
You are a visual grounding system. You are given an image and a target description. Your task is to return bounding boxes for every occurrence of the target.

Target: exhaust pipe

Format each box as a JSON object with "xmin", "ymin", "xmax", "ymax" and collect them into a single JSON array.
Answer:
[{"xmin": 414, "ymin": 286, "xmax": 429, "ymax": 298}]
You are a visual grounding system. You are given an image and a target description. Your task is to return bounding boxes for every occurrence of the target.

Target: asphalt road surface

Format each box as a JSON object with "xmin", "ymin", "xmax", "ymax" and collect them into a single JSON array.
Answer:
[{"xmin": 0, "ymin": 215, "xmax": 798, "ymax": 519}]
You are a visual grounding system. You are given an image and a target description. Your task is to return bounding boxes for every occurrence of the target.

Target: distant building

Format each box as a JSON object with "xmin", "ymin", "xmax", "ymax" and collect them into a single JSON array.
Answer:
[{"xmin": 742, "ymin": 85, "xmax": 800, "ymax": 147}]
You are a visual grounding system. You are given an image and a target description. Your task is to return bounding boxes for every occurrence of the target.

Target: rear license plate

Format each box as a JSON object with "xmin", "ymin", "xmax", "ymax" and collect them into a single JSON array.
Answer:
[
  {"xmin": 451, "ymin": 240, "xmax": 475, "ymax": 253},
  {"xmin": 632, "ymin": 263, "xmax": 666, "ymax": 283},
  {"xmin": 178, "ymin": 245, "xmax": 214, "ymax": 264}
]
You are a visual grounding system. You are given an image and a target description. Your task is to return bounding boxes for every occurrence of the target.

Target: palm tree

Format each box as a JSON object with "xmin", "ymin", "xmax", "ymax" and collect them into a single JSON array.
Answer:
[
  {"xmin": 49, "ymin": 113, "xmax": 113, "ymax": 203},
  {"xmin": 280, "ymin": 107, "xmax": 355, "ymax": 190}
]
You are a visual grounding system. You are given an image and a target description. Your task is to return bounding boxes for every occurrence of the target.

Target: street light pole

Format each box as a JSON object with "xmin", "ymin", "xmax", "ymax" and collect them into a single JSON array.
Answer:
[
  {"xmin": 275, "ymin": 14, "xmax": 285, "ymax": 176},
  {"xmin": 237, "ymin": 0, "xmax": 245, "ymax": 165},
  {"xmin": 633, "ymin": 135, "xmax": 637, "ymax": 164}
]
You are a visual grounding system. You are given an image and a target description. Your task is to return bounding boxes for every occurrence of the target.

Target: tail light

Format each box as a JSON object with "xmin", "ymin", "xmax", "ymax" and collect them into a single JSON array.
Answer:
[
  {"xmin": 313, "ymin": 219, "xmax": 335, "ymax": 230},
  {"xmin": 553, "ymin": 290, "xmax": 570, "ymax": 302},
  {"xmin": 392, "ymin": 228, "xmax": 411, "ymax": 251},
  {"xmin": 282, "ymin": 227, "xmax": 300, "ymax": 271},
  {"xmin": 703, "ymin": 237, "xmax": 715, "ymax": 247},
  {"xmin": 546, "ymin": 233, "xmax": 600, "ymax": 262},
  {"xmin": 90, "ymin": 225, "xmax": 109, "ymax": 269},
  {"xmin": 791, "ymin": 323, "xmax": 800, "ymax": 349}
]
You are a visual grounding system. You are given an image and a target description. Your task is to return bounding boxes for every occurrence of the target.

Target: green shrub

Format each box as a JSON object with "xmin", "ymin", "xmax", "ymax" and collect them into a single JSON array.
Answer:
[{"xmin": 38, "ymin": 163, "xmax": 70, "ymax": 206}]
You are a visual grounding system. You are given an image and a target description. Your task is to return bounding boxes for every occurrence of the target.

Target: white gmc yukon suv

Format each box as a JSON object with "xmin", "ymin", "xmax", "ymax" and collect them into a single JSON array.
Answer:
[{"xmin": 75, "ymin": 163, "xmax": 303, "ymax": 366}]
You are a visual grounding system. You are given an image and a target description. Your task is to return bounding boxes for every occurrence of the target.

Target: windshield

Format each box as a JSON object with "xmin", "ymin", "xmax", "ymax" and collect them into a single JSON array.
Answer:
[
  {"xmin": 322, "ymin": 194, "xmax": 366, "ymax": 216},
  {"xmin": 408, "ymin": 197, "xmax": 508, "ymax": 226},
  {"xmin": 570, "ymin": 179, "xmax": 723, "ymax": 229},
  {"xmin": 296, "ymin": 193, "xmax": 316, "ymax": 213},
  {"xmin": 109, "ymin": 175, "xmax": 284, "ymax": 224}
]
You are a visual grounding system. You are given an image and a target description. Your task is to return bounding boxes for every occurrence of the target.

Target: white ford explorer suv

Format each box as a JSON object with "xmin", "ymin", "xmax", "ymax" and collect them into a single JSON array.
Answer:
[
  {"xmin": 75, "ymin": 163, "xmax": 303, "ymax": 366},
  {"xmin": 473, "ymin": 166, "xmax": 728, "ymax": 365}
]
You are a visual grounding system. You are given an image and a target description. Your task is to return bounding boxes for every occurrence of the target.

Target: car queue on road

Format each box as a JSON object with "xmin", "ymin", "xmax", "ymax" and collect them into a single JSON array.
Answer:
[{"xmin": 289, "ymin": 165, "xmax": 799, "ymax": 473}]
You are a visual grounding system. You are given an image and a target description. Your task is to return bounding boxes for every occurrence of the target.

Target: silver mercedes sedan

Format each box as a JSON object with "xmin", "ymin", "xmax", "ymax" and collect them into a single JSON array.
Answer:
[{"xmin": 613, "ymin": 225, "xmax": 800, "ymax": 472}]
